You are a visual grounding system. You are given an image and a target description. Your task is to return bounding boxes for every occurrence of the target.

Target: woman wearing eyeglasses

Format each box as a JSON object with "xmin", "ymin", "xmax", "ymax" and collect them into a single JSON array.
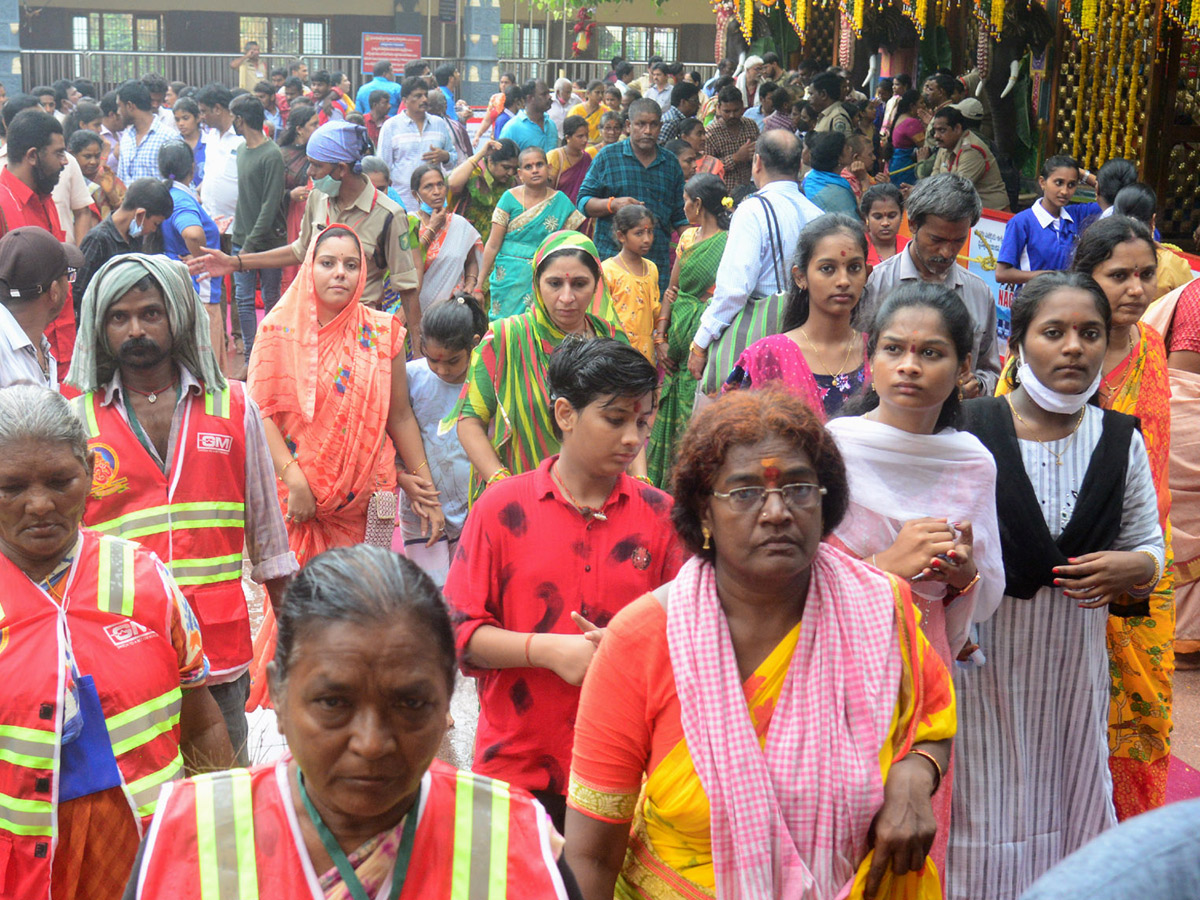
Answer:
[{"xmin": 565, "ymin": 388, "xmax": 956, "ymax": 900}]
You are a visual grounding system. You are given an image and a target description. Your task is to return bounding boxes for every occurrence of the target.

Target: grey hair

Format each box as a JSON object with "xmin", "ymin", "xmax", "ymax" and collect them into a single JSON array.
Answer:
[
  {"xmin": 360, "ymin": 155, "xmax": 390, "ymax": 178},
  {"xmin": 273, "ymin": 545, "xmax": 457, "ymax": 693},
  {"xmin": 0, "ymin": 386, "xmax": 90, "ymax": 467},
  {"xmin": 905, "ymin": 173, "xmax": 982, "ymax": 229}
]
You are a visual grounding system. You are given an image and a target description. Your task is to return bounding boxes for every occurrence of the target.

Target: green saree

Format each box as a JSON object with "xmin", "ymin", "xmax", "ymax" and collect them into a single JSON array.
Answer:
[{"xmin": 647, "ymin": 228, "xmax": 728, "ymax": 488}]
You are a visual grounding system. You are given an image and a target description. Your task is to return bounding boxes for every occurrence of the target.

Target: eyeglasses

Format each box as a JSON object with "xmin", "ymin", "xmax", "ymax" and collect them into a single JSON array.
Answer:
[{"xmin": 710, "ymin": 483, "xmax": 827, "ymax": 513}]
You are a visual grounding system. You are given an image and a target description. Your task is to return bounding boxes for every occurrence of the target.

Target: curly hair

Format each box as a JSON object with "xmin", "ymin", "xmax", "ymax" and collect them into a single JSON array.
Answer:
[{"xmin": 670, "ymin": 389, "xmax": 849, "ymax": 559}]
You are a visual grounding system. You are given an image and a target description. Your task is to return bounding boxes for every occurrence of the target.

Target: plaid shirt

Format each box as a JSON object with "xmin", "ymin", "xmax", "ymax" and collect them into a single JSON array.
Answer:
[
  {"xmin": 118, "ymin": 118, "xmax": 182, "ymax": 185},
  {"xmin": 658, "ymin": 105, "xmax": 686, "ymax": 143},
  {"xmin": 705, "ymin": 117, "xmax": 760, "ymax": 189},
  {"xmin": 576, "ymin": 141, "xmax": 688, "ymax": 293}
]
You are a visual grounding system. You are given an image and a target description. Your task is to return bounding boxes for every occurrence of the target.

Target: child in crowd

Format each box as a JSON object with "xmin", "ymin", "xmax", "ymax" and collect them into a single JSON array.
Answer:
[
  {"xmin": 996, "ymin": 154, "xmax": 1081, "ymax": 287},
  {"xmin": 861, "ymin": 182, "xmax": 908, "ymax": 265},
  {"xmin": 840, "ymin": 133, "xmax": 882, "ymax": 203},
  {"xmin": 604, "ymin": 84, "xmax": 622, "ymax": 113},
  {"xmin": 398, "ymin": 293, "xmax": 488, "ymax": 585},
  {"xmin": 601, "ymin": 204, "xmax": 660, "ymax": 363}
]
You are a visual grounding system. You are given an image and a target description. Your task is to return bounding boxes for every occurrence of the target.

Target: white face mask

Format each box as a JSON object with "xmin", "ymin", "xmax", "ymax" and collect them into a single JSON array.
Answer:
[{"xmin": 1016, "ymin": 348, "xmax": 1103, "ymax": 415}]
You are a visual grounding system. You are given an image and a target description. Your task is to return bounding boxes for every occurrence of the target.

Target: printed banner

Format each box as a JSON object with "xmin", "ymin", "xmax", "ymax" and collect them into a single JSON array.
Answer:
[{"xmin": 361, "ymin": 33, "xmax": 423, "ymax": 75}]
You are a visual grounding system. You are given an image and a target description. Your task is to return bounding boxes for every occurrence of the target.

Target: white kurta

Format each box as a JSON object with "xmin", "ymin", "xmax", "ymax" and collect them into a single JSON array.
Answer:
[{"xmin": 946, "ymin": 406, "xmax": 1164, "ymax": 900}]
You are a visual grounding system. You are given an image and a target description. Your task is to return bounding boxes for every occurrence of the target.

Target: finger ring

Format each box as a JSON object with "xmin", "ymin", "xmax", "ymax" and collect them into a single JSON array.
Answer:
[{"xmin": 285, "ymin": 514, "xmax": 294, "ymax": 521}]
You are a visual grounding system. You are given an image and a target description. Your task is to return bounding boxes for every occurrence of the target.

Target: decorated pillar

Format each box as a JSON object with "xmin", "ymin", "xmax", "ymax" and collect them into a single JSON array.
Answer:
[{"xmin": 462, "ymin": 0, "xmax": 501, "ymax": 107}]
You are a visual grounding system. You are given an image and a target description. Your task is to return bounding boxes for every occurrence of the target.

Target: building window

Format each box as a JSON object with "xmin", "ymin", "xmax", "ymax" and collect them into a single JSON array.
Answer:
[
  {"xmin": 239, "ymin": 16, "xmax": 329, "ymax": 56},
  {"xmin": 498, "ymin": 23, "xmax": 545, "ymax": 71},
  {"xmin": 596, "ymin": 25, "xmax": 679, "ymax": 63},
  {"xmin": 71, "ymin": 13, "xmax": 162, "ymax": 52}
]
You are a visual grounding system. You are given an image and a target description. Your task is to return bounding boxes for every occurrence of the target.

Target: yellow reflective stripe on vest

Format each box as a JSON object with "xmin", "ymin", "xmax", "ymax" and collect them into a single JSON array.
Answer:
[
  {"xmin": 106, "ymin": 688, "xmax": 182, "ymax": 757},
  {"xmin": 451, "ymin": 772, "xmax": 511, "ymax": 900},
  {"xmin": 0, "ymin": 722, "xmax": 56, "ymax": 769},
  {"xmin": 72, "ymin": 393, "xmax": 101, "ymax": 438},
  {"xmin": 90, "ymin": 501, "xmax": 246, "ymax": 540},
  {"xmin": 204, "ymin": 388, "xmax": 231, "ymax": 419},
  {"xmin": 0, "ymin": 787, "xmax": 54, "ymax": 837},
  {"xmin": 195, "ymin": 769, "xmax": 258, "ymax": 900},
  {"xmin": 168, "ymin": 552, "xmax": 244, "ymax": 587},
  {"xmin": 97, "ymin": 537, "xmax": 137, "ymax": 617},
  {"xmin": 127, "ymin": 751, "xmax": 184, "ymax": 817}
]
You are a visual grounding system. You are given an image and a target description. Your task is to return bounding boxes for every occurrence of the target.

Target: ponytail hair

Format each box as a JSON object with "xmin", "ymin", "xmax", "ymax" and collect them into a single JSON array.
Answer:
[{"xmin": 421, "ymin": 293, "xmax": 488, "ymax": 353}]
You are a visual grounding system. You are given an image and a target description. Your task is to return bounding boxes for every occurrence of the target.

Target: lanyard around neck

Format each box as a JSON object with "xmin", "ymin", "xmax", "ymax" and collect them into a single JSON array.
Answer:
[{"xmin": 298, "ymin": 771, "xmax": 420, "ymax": 900}]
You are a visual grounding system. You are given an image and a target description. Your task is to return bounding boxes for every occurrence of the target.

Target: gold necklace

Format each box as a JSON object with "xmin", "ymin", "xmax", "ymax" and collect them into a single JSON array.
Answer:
[
  {"xmin": 797, "ymin": 326, "xmax": 858, "ymax": 376},
  {"xmin": 1006, "ymin": 395, "xmax": 1086, "ymax": 467}
]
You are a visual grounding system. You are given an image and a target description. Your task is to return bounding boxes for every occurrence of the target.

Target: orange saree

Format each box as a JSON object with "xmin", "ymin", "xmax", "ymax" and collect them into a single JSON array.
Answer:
[{"xmin": 245, "ymin": 225, "xmax": 405, "ymax": 709}]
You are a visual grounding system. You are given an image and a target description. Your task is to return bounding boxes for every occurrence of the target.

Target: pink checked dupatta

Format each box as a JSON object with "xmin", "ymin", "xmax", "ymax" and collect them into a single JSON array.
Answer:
[{"xmin": 666, "ymin": 544, "xmax": 950, "ymax": 899}]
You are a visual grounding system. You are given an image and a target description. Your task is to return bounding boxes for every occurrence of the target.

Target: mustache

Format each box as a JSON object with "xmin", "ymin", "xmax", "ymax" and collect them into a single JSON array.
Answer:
[{"xmin": 118, "ymin": 336, "xmax": 163, "ymax": 356}]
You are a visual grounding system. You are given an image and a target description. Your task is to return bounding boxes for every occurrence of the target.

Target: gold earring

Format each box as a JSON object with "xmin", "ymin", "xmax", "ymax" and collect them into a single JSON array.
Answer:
[
  {"xmin": 702, "ymin": 526, "xmax": 712, "ymax": 550},
  {"xmin": 957, "ymin": 385, "xmax": 965, "ymax": 401}
]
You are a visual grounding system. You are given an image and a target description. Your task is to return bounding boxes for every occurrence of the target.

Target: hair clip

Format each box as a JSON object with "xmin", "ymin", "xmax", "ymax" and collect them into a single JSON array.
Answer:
[{"xmin": 721, "ymin": 196, "xmax": 734, "ymax": 208}]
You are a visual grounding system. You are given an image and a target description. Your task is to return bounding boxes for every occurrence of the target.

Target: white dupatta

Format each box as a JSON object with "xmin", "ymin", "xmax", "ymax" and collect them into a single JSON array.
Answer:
[{"xmin": 825, "ymin": 416, "xmax": 1005, "ymax": 654}]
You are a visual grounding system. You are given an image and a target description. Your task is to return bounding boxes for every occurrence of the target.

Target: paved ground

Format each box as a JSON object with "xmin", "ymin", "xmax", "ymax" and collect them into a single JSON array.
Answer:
[{"xmin": 1172, "ymin": 666, "xmax": 1200, "ymax": 768}]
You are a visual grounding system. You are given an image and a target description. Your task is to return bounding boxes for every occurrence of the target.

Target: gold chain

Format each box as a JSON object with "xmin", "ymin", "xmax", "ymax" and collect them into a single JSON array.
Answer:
[
  {"xmin": 797, "ymin": 327, "xmax": 858, "ymax": 377},
  {"xmin": 1006, "ymin": 396, "xmax": 1086, "ymax": 467}
]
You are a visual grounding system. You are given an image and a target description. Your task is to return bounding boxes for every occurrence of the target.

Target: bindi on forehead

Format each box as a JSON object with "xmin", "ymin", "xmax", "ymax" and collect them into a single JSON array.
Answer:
[{"xmin": 760, "ymin": 457, "xmax": 782, "ymax": 486}]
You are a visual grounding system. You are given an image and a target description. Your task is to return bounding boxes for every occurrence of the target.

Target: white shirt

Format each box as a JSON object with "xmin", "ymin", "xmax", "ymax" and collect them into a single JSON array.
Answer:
[
  {"xmin": 549, "ymin": 97, "xmax": 571, "ymax": 137},
  {"xmin": 155, "ymin": 106, "xmax": 178, "ymax": 132},
  {"xmin": 200, "ymin": 126, "xmax": 244, "ymax": 222},
  {"xmin": 0, "ymin": 302, "xmax": 56, "ymax": 390},
  {"xmin": 861, "ymin": 244, "xmax": 1002, "ymax": 392},
  {"xmin": 695, "ymin": 179, "xmax": 823, "ymax": 349}
]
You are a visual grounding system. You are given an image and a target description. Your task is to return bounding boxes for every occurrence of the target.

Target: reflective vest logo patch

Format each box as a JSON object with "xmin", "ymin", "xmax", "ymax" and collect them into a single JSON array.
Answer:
[
  {"xmin": 90, "ymin": 443, "xmax": 130, "ymax": 498},
  {"xmin": 104, "ymin": 619, "xmax": 154, "ymax": 648},
  {"xmin": 196, "ymin": 433, "xmax": 233, "ymax": 454}
]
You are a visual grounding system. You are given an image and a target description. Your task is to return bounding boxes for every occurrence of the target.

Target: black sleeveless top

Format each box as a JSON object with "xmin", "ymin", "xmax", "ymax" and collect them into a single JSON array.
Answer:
[{"xmin": 959, "ymin": 397, "xmax": 1145, "ymax": 615}]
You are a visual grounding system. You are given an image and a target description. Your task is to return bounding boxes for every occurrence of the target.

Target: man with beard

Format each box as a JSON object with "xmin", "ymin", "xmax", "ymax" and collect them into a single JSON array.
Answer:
[
  {"xmin": 0, "ymin": 108, "xmax": 80, "ymax": 374},
  {"xmin": 859, "ymin": 173, "xmax": 1000, "ymax": 396},
  {"xmin": 65, "ymin": 253, "xmax": 298, "ymax": 763}
]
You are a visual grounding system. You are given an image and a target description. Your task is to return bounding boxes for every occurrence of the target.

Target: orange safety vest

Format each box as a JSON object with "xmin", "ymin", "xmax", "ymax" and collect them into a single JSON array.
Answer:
[
  {"xmin": 74, "ymin": 384, "xmax": 251, "ymax": 677},
  {"xmin": 0, "ymin": 530, "xmax": 185, "ymax": 899},
  {"xmin": 135, "ymin": 758, "xmax": 571, "ymax": 900}
]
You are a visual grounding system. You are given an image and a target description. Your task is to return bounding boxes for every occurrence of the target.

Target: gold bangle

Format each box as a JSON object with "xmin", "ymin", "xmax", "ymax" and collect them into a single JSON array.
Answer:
[
  {"xmin": 690, "ymin": 342, "xmax": 707, "ymax": 357},
  {"xmin": 411, "ymin": 459, "xmax": 429, "ymax": 476},
  {"xmin": 278, "ymin": 458, "xmax": 298, "ymax": 480},
  {"xmin": 1131, "ymin": 550, "xmax": 1161, "ymax": 592},
  {"xmin": 904, "ymin": 747, "xmax": 943, "ymax": 794}
]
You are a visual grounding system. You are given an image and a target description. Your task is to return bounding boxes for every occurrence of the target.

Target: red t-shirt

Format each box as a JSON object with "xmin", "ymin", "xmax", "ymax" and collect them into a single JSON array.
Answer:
[
  {"xmin": 0, "ymin": 168, "xmax": 76, "ymax": 375},
  {"xmin": 444, "ymin": 456, "xmax": 685, "ymax": 796}
]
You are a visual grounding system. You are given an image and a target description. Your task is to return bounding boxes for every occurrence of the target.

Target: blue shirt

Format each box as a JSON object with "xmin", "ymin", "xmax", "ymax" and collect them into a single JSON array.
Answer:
[
  {"xmin": 118, "ymin": 118, "xmax": 182, "ymax": 184},
  {"xmin": 499, "ymin": 111, "xmax": 558, "ymax": 153},
  {"xmin": 356, "ymin": 76, "xmax": 405, "ymax": 116},
  {"xmin": 439, "ymin": 86, "xmax": 459, "ymax": 121},
  {"xmin": 998, "ymin": 199, "xmax": 1078, "ymax": 273},
  {"xmin": 164, "ymin": 183, "xmax": 222, "ymax": 304},
  {"xmin": 802, "ymin": 169, "xmax": 859, "ymax": 216}
]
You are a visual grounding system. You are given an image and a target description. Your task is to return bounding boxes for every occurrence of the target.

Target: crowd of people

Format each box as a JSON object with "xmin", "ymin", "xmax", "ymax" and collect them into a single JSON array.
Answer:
[{"xmin": 0, "ymin": 44, "xmax": 1197, "ymax": 900}]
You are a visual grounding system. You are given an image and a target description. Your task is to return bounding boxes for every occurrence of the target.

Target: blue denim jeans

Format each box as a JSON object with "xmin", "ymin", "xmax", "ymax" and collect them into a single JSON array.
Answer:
[{"xmin": 231, "ymin": 244, "xmax": 282, "ymax": 363}]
